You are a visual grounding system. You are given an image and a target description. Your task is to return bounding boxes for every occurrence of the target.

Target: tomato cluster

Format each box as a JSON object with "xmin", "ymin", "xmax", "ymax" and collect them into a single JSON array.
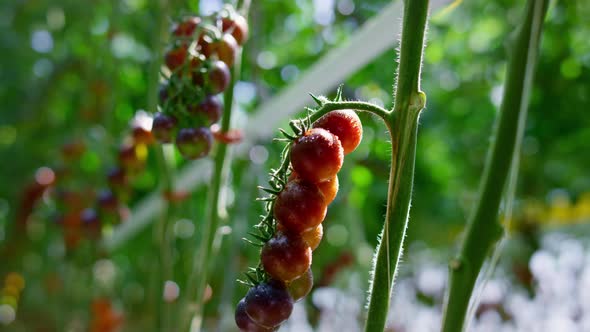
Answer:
[
  {"xmin": 235, "ymin": 109, "xmax": 362, "ymax": 331},
  {"xmin": 153, "ymin": 6, "xmax": 248, "ymax": 160},
  {"xmin": 49, "ymin": 117, "xmax": 155, "ymax": 250}
]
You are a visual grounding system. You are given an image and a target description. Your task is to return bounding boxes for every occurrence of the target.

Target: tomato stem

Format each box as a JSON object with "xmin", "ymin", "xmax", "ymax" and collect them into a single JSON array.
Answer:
[
  {"xmin": 441, "ymin": 1, "xmax": 549, "ymax": 331},
  {"xmin": 308, "ymin": 100, "xmax": 391, "ymax": 124},
  {"xmin": 364, "ymin": 0, "xmax": 429, "ymax": 331},
  {"xmin": 181, "ymin": 38, "xmax": 243, "ymax": 332}
]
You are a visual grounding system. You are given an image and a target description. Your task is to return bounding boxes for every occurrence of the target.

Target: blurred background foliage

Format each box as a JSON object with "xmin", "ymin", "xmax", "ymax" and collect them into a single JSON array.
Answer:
[{"xmin": 0, "ymin": 0, "xmax": 589, "ymax": 331}]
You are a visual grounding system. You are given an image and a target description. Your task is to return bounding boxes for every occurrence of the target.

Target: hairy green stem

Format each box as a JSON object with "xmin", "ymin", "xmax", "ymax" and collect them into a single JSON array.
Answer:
[
  {"xmin": 364, "ymin": 0, "xmax": 429, "ymax": 331},
  {"xmin": 309, "ymin": 100, "xmax": 390, "ymax": 123},
  {"xmin": 441, "ymin": 1, "xmax": 548, "ymax": 331},
  {"xmin": 182, "ymin": 49, "xmax": 241, "ymax": 332}
]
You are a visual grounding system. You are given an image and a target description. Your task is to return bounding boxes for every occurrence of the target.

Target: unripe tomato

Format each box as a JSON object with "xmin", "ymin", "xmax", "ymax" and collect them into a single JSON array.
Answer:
[
  {"xmin": 172, "ymin": 16, "xmax": 201, "ymax": 37},
  {"xmin": 188, "ymin": 95, "xmax": 222, "ymax": 125},
  {"xmin": 274, "ymin": 179, "xmax": 327, "ymax": 233},
  {"xmin": 313, "ymin": 109, "xmax": 362, "ymax": 155},
  {"xmin": 208, "ymin": 60, "xmax": 231, "ymax": 94},
  {"xmin": 222, "ymin": 14, "xmax": 249, "ymax": 45},
  {"xmin": 235, "ymin": 298, "xmax": 277, "ymax": 332},
  {"xmin": 288, "ymin": 268, "xmax": 313, "ymax": 302},
  {"xmin": 261, "ymin": 231, "xmax": 312, "ymax": 282},
  {"xmin": 302, "ymin": 224, "xmax": 323, "ymax": 251},
  {"xmin": 244, "ymin": 281, "xmax": 293, "ymax": 328},
  {"xmin": 152, "ymin": 113, "xmax": 178, "ymax": 143},
  {"xmin": 290, "ymin": 128, "xmax": 343, "ymax": 183},
  {"xmin": 176, "ymin": 127, "xmax": 213, "ymax": 160}
]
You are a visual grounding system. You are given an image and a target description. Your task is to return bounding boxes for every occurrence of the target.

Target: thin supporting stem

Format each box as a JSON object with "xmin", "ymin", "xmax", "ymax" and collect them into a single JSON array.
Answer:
[
  {"xmin": 364, "ymin": 0, "xmax": 429, "ymax": 331},
  {"xmin": 181, "ymin": 49, "xmax": 241, "ymax": 332},
  {"xmin": 441, "ymin": 0, "xmax": 549, "ymax": 331},
  {"xmin": 147, "ymin": 0, "xmax": 171, "ymax": 329}
]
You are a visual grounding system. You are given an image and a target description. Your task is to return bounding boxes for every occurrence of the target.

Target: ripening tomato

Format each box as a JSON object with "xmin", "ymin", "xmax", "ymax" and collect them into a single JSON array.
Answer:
[
  {"xmin": 222, "ymin": 14, "xmax": 249, "ymax": 45},
  {"xmin": 215, "ymin": 34, "xmax": 239, "ymax": 67},
  {"xmin": 176, "ymin": 127, "xmax": 213, "ymax": 160},
  {"xmin": 244, "ymin": 281, "xmax": 293, "ymax": 328},
  {"xmin": 291, "ymin": 172, "xmax": 338, "ymax": 204},
  {"xmin": 290, "ymin": 128, "xmax": 343, "ymax": 183},
  {"xmin": 208, "ymin": 60, "xmax": 231, "ymax": 94},
  {"xmin": 152, "ymin": 113, "xmax": 178, "ymax": 143},
  {"xmin": 188, "ymin": 95, "xmax": 222, "ymax": 125},
  {"xmin": 235, "ymin": 298, "xmax": 277, "ymax": 332},
  {"xmin": 288, "ymin": 268, "xmax": 313, "ymax": 302},
  {"xmin": 261, "ymin": 231, "xmax": 312, "ymax": 282},
  {"xmin": 313, "ymin": 109, "xmax": 363, "ymax": 155},
  {"xmin": 302, "ymin": 224, "xmax": 323, "ymax": 251},
  {"xmin": 274, "ymin": 179, "xmax": 327, "ymax": 233}
]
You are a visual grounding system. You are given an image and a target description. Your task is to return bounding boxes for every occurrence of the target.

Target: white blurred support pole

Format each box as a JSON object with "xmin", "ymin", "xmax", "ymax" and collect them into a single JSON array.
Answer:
[{"xmin": 101, "ymin": 0, "xmax": 451, "ymax": 252}]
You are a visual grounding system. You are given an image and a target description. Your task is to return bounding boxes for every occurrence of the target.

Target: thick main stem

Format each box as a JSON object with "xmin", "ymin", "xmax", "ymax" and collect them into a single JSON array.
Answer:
[
  {"xmin": 364, "ymin": 0, "xmax": 429, "ymax": 331},
  {"xmin": 441, "ymin": 1, "xmax": 548, "ymax": 331}
]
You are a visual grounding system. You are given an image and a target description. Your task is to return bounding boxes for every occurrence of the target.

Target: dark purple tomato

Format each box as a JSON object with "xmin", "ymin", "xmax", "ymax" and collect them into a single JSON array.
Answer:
[
  {"xmin": 152, "ymin": 113, "xmax": 178, "ymax": 143},
  {"xmin": 261, "ymin": 232, "xmax": 312, "ymax": 282},
  {"xmin": 81, "ymin": 208, "xmax": 99, "ymax": 225},
  {"xmin": 175, "ymin": 127, "xmax": 213, "ymax": 160},
  {"xmin": 97, "ymin": 189, "xmax": 118, "ymax": 212},
  {"xmin": 208, "ymin": 60, "xmax": 231, "ymax": 94},
  {"xmin": 235, "ymin": 298, "xmax": 276, "ymax": 332},
  {"xmin": 188, "ymin": 95, "xmax": 222, "ymax": 125},
  {"xmin": 274, "ymin": 179, "xmax": 327, "ymax": 233},
  {"xmin": 244, "ymin": 281, "xmax": 293, "ymax": 328}
]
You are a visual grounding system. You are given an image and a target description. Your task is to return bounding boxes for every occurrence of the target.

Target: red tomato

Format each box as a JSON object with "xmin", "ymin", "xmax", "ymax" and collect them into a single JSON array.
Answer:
[
  {"xmin": 313, "ymin": 109, "xmax": 363, "ymax": 155},
  {"xmin": 273, "ymin": 179, "xmax": 327, "ymax": 233},
  {"xmin": 290, "ymin": 128, "xmax": 343, "ymax": 183},
  {"xmin": 222, "ymin": 14, "xmax": 249, "ymax": 45}
]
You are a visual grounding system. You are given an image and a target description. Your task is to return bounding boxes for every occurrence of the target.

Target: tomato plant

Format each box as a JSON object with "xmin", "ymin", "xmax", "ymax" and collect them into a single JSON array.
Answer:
[{"xmin": 1, "ymin": 0, "xmax": 578, "ymax": 331}]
